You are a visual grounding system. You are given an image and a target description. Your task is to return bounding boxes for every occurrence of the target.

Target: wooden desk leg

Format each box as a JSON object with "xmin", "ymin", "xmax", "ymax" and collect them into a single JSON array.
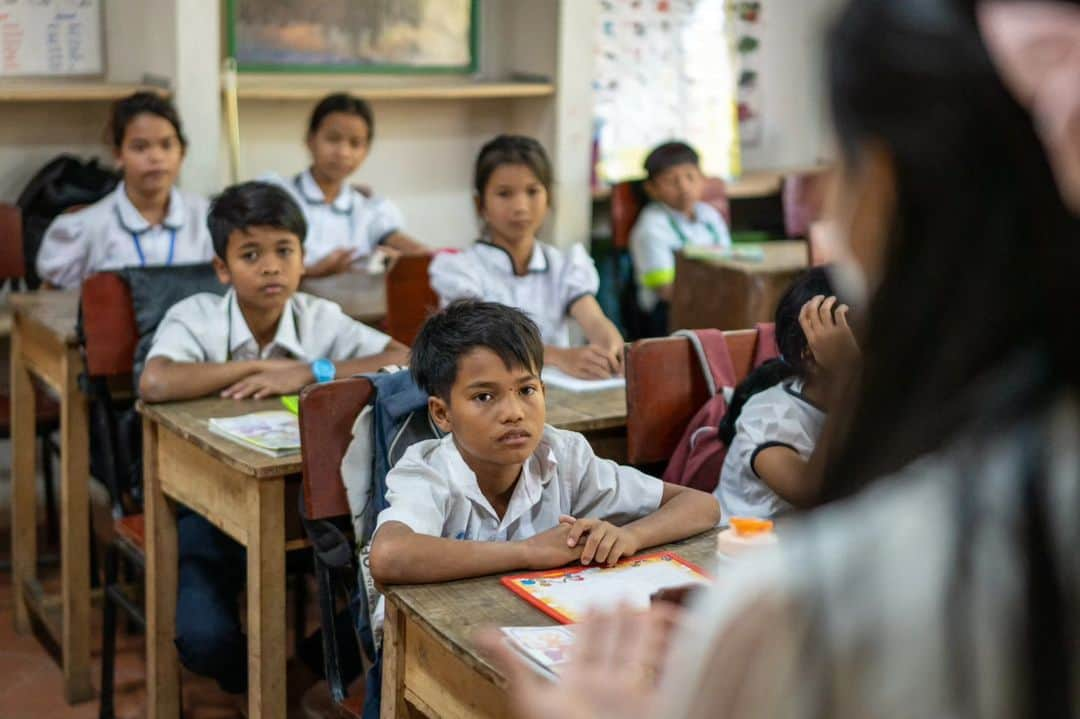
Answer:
[
  {"xmin": 60, "ymin": 346, "xmax": 93, "ymax": 703},
  {"xmin": 246, "ymin": 478, "xmax": 286, "ymax": 719},
  {"xmin": 381, "ymin": 598, "xmax": 411, "ymax": 718},
  {"xmin": 145, "ymin": 418, "xmax": 181, "ymax": 719},
  {"xmin": 10, "ymin": 325, "xmax": 36, "ymax": 634}
]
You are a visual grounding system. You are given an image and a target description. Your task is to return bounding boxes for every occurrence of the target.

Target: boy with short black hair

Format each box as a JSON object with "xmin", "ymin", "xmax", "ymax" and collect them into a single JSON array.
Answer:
[
  {"xmin": 139, "ymin": 181, "xmax": 408, "ymax": 697},
  {"xmin": 368, "ymin": 300, "xmax": 719, "ymax": 585},
  {"xmin": 630, "ymin": 141, "xmax": 732, "ymax": 337},
  {"xmin": 140, "ymin": 180, "xmax": 408, "ymax": 402}
]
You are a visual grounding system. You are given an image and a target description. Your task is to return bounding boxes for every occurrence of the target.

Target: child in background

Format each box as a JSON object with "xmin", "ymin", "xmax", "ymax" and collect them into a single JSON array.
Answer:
[
  {"xmin": 715, "ymin": 267, "xmax": 857, "ymax": 521},
  {"xmin": 368, "ymin": 300, "xmax": 719, "ymax": 585},
  {"xmin": 429, "ymin": 135, "xmax": 625, "ymax": 380},
  {"xmin": 262, "ymin": 93, "xmax": 427, "ymax": 278},
  {"xmin": 36, "ymin": 92, "xmax": 214, "ymax": 289},
  {"xmin": 629, "ymin": 141, "xmax": 732, "ymax": 337}
]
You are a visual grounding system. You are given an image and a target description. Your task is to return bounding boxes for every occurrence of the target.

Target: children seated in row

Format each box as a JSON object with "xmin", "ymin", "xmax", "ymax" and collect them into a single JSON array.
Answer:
[
  {"xmin": 429, "ymin": 135, "xmax": 625, "ymax": 380},
  {"xmin": 37, "ymin": 92, "xmax": 214, "ymax": 289},
  {"xmin": 369, "ymin": 299, "xmax": 719, "ymax": 584},
  {"xmin": 262, "ymin": 92, "xmax": 428, "ymax": 278},
  {"xmin": 715, "ymin": 267, "xmax": 857, "ymax": 521},
  {"xmin": 630, "ymin": 141, "xmax": 732, "ymax": 337}
]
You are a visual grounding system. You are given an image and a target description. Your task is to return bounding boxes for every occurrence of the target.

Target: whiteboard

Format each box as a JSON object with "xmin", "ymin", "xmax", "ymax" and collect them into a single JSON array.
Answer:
[{"xmin": 0, "ymin": 0, "xmax": 103, "ymax": 77}]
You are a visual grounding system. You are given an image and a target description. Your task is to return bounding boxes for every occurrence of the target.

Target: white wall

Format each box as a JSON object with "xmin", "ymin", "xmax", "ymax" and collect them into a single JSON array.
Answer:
[{"xmin": 739, "ymin": 0, "xmax": 844, "ymax": 172}]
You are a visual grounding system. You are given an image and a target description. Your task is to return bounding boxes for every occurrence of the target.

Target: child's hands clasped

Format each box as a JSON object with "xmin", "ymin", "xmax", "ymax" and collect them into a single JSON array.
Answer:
[
  {"xmin": 799, "ymin": 294, "xmax": 859, "ymax": 377},
  {"xmin": 521, "ymin": 523, "xmax": 585, "ymax": 570},
  {"xmin": 220, "ymin": 360, "xmax": 315, "ymax": 400},
  {"xmin": 560, "ymin": 515, "xmax": 641, "ymax": 566}
]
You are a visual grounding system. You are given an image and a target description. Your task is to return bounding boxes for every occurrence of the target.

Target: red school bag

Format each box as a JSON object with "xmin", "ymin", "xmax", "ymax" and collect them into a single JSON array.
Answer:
[{"xmin": 662, "ymin": 324, "xmax": 778, "ymax": 493}]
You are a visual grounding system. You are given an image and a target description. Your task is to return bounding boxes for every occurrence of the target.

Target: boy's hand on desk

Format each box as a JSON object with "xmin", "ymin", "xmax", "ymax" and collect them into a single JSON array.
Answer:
[
  {"xmin": 220, "ymin": 362, "xmax": 313, "ymax": 400},
  {"xmin": 521, "ymin": 523, "xmax": 584, "ymax": 570},
  {"xmin": 552, "ymin": 346, "xmax": 619, "ymax": 380},
  {"xmin": 560, "ymin": 515, "xmax": 641, "ymax": 566},
  {"xmin": 306, "ymin": 248, "xmax": 358, "ymax": 277}
]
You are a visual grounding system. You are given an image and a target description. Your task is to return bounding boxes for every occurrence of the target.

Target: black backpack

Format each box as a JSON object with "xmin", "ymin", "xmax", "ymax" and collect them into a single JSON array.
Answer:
[{"xmin": 16, "ymin": 155, "xmax": 120, "ymax": 288}]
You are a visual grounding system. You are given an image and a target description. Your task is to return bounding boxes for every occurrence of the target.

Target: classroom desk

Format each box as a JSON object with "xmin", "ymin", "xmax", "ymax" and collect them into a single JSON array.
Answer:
[
  {"xmin": 381, "ymin": 528, "xmax": 719, "ymax": 718},
  {"xmin": 671, "ymin": 240, "xmax": 809, "ymax": 332},
  {"xmin": 300, "ymin": 271, "xmax": 386, "ymax": 326},
  {"xmin": 140, "ymin": 387, "xmax": 628, "ymax": 719},
  {"xmin": 9, "ymin": 290, "xmax": 94, "ymax": 703}
]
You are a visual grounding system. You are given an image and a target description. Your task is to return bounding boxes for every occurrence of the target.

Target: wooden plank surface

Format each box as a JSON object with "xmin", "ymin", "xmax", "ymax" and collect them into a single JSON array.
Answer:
[
  {"xmin": 301, "ymin": 271, "xmax": 386, "ymax": 326},
  {"xmin": 10, "ymin": 291, "xmax": 80, "ymax": 345},
  {"xmin": 545, "ymin": 385, "xmax": 627, "ymax": 433},
  {"xmin": 385, "ymin": 529, "xmax": 719, "ymax": 690},
  {"xmin": 245, "ymin": 479, "xmax": 287, "ymax": 719},
  {"xmin": 235, "ymin": 76, "xmax": 555, "ymax": 102},
  {"xmin": 10, "ymin": 317, "xmax": 36, "ymax": 634}
]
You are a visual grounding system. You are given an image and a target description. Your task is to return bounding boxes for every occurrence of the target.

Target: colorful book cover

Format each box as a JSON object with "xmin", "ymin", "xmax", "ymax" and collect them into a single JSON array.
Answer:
[
  {"xmin": 500, "ymin": 626, "xmax": 576, "ymax": 680},
  {"xmin": 208, "ymin": 410, "xmax": 301, "ymax": 457}
]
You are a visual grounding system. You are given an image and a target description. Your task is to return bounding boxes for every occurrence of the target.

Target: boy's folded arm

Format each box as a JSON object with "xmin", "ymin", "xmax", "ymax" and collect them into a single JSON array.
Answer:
[
  {"xmin": 332, "ymin": 339, "xmax": 410, "ymax": 377},
  {"xmin": 622, "ymin": 482, "xmax": 721, "ymax": 550},
  {"xmin": 139, "ymin": 356, "xmax": 269, "ymax": 402}
]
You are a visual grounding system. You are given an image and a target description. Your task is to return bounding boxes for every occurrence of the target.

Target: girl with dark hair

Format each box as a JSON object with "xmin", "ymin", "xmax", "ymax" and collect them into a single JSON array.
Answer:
[
  {"xmin": 715, "ymin": 267, "xmax": 856, "ymax": 521},
  {"xmin": 261, "ymin": 92, "xmax": 427, "ymax": 278},
  {"xmin": 481, "ymin": 1, "xmax": 1080, "ymax": 716},
  {"xmin": 36, "ymin": 91, "xmax": 213, "ymax": 288},
  {"xmin": 428, "ymin": 134, "xmax": 625, "ymax": 380}
]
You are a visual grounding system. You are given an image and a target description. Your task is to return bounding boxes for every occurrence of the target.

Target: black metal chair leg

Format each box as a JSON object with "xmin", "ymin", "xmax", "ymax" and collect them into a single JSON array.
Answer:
[
  {"xmin": 99, "ymin": 546, "xmax": 119, "ymax": 719},
  {"xmin": 316, "ymin": 561, "xmax": 346, "ymax": 704}
]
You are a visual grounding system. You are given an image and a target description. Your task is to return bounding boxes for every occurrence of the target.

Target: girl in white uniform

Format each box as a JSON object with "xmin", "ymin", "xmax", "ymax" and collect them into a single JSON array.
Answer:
[
  {"xmin": 715, "ymin": 266, "xmax": 858, "ymax": 521},
  {"xmin": 428, "ymin": 135, "xmax": 625, "ymax": 380},
  {"xmin": 262, "ymin": 93, "xmax": 427, "ymax": 277},
  {"xmin": 36, "ymin": 92, "xmax": 214, "ymax": 289}
]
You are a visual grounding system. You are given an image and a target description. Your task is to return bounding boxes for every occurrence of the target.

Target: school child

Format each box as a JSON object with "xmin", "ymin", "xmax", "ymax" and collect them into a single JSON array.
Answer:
[
  {"xmin": 262, "ymin": 93, "xmax": 427, "ymax": 278},
  {"xmin": 368, "ymin": 299, "xmax": 719, "ymax": 585},
  {"xmin": 429, "ymin": 135, "xmax": 625, "ymax": 380},
  {"xmin": 36, "ymin": 92, "xmax": 214, "ymax": 289},
  {"xmin": 629, "ymin": 141, "xmax": 732, "ymax": 337},
  {"xmin": 715, "ymin": 267, "xmax": 857, "ymax": 521},
  {"xmin": 140, "ymin": 181, "xmax": 409, "ymax": 404}
]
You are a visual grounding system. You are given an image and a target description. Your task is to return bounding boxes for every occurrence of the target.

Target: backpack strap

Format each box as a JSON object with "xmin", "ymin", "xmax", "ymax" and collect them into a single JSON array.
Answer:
[
  {"xmin": 672, "ymin": 329, "xmax": 737, "ymax": 397},
  {"xmin": 753, "ymin": 322, "xmax": 779, "ymax": 366}
]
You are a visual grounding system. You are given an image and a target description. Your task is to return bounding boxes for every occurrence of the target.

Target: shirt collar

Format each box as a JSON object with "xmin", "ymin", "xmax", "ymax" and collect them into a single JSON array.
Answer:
[
  {"xmin": 295, "ymin": 169, "xmax": 354, "ymax": 214},
  {"xmin": 475, "ymin": 239, "xmax": 549, "ymax": 275},
  {"xmin": 444, "ymin": 432, "xmax": 557, "ymax": 527},
  {"xmin": 114, "ymin": 182, "xmax": 186, "ymax": 233},
  {"xmin": 226, "ymin": 288, "xmax": 305, "ymax": 359}
]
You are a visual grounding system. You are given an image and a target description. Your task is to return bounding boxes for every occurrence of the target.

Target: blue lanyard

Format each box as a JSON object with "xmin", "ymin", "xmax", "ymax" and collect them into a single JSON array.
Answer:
[
  {"xmin": 129, "ymin": 227, "xmax": 177, "ymax": 267},
  {"xmin": 666, "ymin": 213, "xmax": 722, "ymax": 247}
]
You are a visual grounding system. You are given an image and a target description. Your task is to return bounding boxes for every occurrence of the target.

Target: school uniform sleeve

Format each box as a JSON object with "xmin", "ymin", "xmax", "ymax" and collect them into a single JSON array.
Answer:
[
  {"xmin": 560, "ymin": 243, "xmax": 601, "ymax": 314},
  {"xmin": 365, "ymin": 195, "xmax": 405, "ymax": 246},
  {"xmin": 144, "ymin": 296, "xmax": 212, "ymax": 363},
  {"xmin": 559, "ymin": 429, "xmax": 665, "ymax": 524},
  {"xmin": 323, "ymin": 305, "xmax": 393, "ymax": 359},
  {"xmin": 733, "ymin": 393, "xmax": 806, "ymax": 478},
  {"xmin": 428, "ymin": 250, "xmax": 482, "ymax": 306},
  {"xmin": 630, "ymin": 205, "xmax": 678, "ymax": 290},
  {"xmin": 374, "ymin": 443, "xmax": 452, "ymax": 537},
  {"xmin": 36, "ymin": 213, "xmax": 90, "ymax": 290}
]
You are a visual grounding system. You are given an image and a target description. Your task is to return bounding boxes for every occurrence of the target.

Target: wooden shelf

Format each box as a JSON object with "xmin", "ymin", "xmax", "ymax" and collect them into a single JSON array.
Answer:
[
  {"xmin": 0, "ymin": 80, "xmax": 169, "ymax": 102},
  {"xmin": 231, "ymin": 75, "xmax": 555, "ymax": 102}
]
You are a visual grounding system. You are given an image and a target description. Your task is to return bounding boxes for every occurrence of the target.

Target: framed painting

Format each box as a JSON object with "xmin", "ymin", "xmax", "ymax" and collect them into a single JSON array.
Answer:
[{"xmin": 226, "ymin": 0, "xmax": 479, "ymax": 74}]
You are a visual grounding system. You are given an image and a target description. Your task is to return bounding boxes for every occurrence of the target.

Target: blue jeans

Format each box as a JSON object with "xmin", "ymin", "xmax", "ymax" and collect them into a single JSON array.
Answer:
[{"xmin": 175, "ymin": 512, "xmax": 247, "ymax": 694}]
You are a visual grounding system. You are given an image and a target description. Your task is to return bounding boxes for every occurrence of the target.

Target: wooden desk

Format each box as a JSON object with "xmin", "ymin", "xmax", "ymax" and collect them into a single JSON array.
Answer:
[
  {"xmin": 671, "ymin": 241, "xmax": 809, "ymax": 331},
  {"xmin": 544, "ymin": 385, "xmax": 626, "ymax": 434},
  {"xmin": 301, "ymin": 271, "xmax": 386, "ymax": 326},
  {"xmin": 140, "ymin": 397, "xmax": 304, "ymax": 719},
  {"xmin": 9, "ymin": 290, "xmax": 94, "ymax": 703},
  {"xmin": 381, "ymin": 529, "xmax": 719, "ymax": 718}
]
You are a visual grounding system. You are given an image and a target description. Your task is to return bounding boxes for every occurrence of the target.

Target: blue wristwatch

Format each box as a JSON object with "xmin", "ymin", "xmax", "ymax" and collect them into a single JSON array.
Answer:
[{"xmin": 311, "ymin": 358, "xmax": 335, "ymax": 384}]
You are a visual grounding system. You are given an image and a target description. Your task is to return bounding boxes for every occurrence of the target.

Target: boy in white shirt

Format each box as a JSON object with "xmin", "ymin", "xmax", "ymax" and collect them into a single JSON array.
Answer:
[
  {"xmin": 141, "ymin": 181, "xmax": 408, "ymax": 402},
  {"xmin": 629, "ymin": 141, "xmax": 732, "ymax": 337},
  {"xmin": 369, "ymin": 300, "xmax": 719, "ymax": 584}
]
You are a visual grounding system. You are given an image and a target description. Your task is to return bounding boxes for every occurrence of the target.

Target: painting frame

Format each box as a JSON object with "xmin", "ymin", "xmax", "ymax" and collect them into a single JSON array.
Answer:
[{"xmin": 225, "ymin": 0, "xmax": 480, "ymax": 75}]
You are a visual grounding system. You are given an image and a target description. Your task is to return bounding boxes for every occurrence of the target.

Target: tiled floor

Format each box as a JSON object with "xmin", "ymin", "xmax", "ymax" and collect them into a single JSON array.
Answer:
[{"xmin": 0, "ymin": 438, "xmax": 333, "ymax": 719}]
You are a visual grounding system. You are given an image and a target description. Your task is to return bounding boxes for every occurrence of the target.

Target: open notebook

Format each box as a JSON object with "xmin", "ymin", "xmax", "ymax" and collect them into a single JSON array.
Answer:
[
  {"xmin": 208, "ymin": 410, "xmax": 301, "ymax": 457},
  {"xmin": 541, "ymin": 367, "xmax": 626, "ymax": 393}
]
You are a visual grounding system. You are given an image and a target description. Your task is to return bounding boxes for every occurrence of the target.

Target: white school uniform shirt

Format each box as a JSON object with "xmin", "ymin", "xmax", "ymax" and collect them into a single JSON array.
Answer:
[
  {"xmin": 428, "ymin": 240, "xmax": 600, "ymax": 347},
  {"xmin": 375, "ymin": 424, "xmax": 665, "ymax": 542},
  {"xmin": 630, "ymin": 200, "xmax": 731, "ymax": 312},
  {"xmin": 261, "ymin": 169, "xmax": 404, "ymax": 268},
  {"xmin": 36, "ymin": 182, "xmax": 214, "ymax": 290},
  {"xmin": 716, "ymin": 378, "xmax": 825, "ymax": 522},
  {"xmin": 145, "ymin": 288, "xmax": 392, "ymax": 363}
]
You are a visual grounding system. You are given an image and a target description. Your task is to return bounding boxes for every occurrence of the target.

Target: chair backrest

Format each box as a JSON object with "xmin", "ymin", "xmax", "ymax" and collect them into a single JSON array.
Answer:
[
  {"xmin": 298, "ymin": 377, "xmax": 376, "ymax": 520},
  {"xmin": 625, "ymin": 329, "xmax": 759, "ymax": 466},
  {"xmin": 384, "ymin": 254, "xmax": 437, "ymax": 346},
  {"xmin": 80, "ymin": 272, "xmax": 138, "ymax": 378},
  {"xmin": 611, "ymin": 181, "xmax": 646, "ymax": 251},
  {"xmin": 782, "ymin": 170, "xmax": 832, "ymax": 238},
  {"xmin": 701, "ymin": 177, "xmax": 732, "ymax": 225},
  {"xmin": 0, "ymin": 203, "xmax": 24, "ymax": 281}
]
